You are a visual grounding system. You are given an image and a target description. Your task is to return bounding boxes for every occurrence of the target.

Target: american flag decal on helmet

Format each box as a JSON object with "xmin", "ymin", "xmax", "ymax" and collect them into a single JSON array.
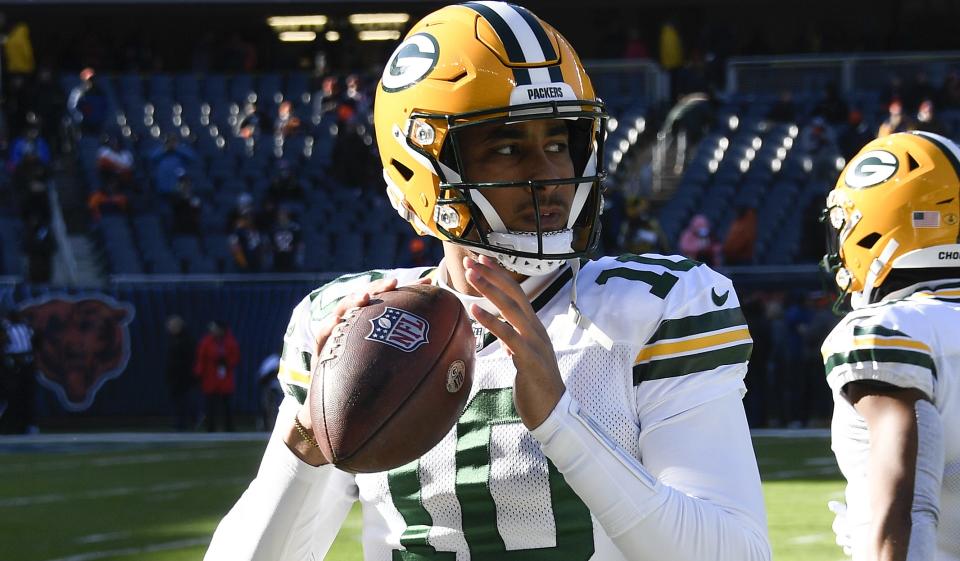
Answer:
[{"xmin": 365, "ymin": 307, "xmax": 430, "ymax": 352}]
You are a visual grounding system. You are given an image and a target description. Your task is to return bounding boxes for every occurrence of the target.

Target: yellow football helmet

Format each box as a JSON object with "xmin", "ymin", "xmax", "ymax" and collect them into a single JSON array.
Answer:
[
  {"xmin": 823, "ymin": 131, "xmax": 960, "ymax": 309},
  {"xmin": 373, "ymin": 2, "xmax": 607, "ymax": 276}
]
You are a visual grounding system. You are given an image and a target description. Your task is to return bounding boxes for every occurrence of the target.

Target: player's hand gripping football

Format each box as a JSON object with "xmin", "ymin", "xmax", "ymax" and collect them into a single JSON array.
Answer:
[
  {"xmin": 285, "ymin": 277, "xmax": 414, "ymax": 466},
  {"xmin": 464, "ymin": 254, "xmax": 565, "ymax": 429}
]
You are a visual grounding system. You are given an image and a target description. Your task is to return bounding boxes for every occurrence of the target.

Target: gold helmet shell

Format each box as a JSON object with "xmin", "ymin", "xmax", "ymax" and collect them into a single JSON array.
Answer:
[
  {"xmin": 373, "ymin": 2, "xmax": 606, "ymax": 271},
  {"xmin": 823, "ymin": 131, "xmax": 960, "ymax": 308}
]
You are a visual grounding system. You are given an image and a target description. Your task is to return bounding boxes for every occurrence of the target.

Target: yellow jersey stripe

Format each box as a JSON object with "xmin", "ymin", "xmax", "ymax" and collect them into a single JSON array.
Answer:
[
  {"xmin": 850, "ymin": 336, "xmax": 932, "ymax": 353},
  {"xmin": 278, "ymin": 361, "xmax": 311, "ymax": 386},
  {"xmin": 636, "ymin": 327, "xmax": 752, "ymax": 363}
]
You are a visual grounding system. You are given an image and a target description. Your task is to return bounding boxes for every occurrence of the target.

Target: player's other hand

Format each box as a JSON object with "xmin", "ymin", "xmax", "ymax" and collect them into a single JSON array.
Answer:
[
  {"xmin": 827, "ymin": 500, "xmax": 854, "ymax": 557},
  {"xmin": 288, "ymin": 277, "xmax": 426, "ymax": 465},
  {"xmin": 463, "ymin": 254, "xmax": 565, "ymax": 429}
]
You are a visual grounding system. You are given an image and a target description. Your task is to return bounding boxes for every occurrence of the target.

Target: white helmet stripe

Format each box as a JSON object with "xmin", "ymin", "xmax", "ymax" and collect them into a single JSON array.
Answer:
[{"xmin": 475, "ymin": 1, "xmax": 548, "ymax": 63}]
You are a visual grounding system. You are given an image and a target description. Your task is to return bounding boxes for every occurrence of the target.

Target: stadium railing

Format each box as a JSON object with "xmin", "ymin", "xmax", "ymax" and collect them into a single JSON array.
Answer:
[{"xmin": 724, "ymin": 50, "xmax": 960, "ymax": 96}]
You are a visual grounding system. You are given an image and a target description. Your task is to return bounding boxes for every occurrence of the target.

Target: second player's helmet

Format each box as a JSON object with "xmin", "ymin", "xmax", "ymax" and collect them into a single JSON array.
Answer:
[
  {"xmin": 823, "ymin": 131, "xmax": 960, "ymax": 309},
  {"xmin": 374, "ymin": 1, "xmax": 607, "ymax": 276}
]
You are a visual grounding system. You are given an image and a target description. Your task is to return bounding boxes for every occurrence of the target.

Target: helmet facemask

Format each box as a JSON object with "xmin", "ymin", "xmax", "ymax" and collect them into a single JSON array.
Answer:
[{"xmin": 426, "ymin": 100, "xmax": 607, "ymax": 276}]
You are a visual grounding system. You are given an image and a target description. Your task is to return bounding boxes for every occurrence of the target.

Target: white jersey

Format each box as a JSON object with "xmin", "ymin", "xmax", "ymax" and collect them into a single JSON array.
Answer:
[
  {"xmin": 270, "ymin": 254, "xmax": 764, "ymax": 561},
  {"xmin": 823, "ymin": 280, "xmax": 960, "ymax": 561}
]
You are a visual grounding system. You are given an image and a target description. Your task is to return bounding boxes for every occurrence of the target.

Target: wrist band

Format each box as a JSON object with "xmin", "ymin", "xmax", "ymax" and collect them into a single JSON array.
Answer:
[{"xmin": 294, "ymin": 416, "xmax": 321, "ymax": 449}]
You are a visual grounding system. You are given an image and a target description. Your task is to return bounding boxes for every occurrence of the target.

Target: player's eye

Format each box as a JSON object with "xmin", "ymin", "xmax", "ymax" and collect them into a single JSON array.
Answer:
[
  {"xmin": 545, "ymin": 141, "xmax": 568, "ymax": 153},
  {"xmin": 493, "ymin": 144, "xmax": 518, "ymax": 156}
]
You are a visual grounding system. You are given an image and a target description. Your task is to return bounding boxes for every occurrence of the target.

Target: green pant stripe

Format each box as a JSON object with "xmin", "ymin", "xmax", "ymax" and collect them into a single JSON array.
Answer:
[
  {"xmin": 633, "ymin": 342, "xmax": 753, "ymax": 384},
  {"xmin": 824, "ymin": 348, "xmax": 937, "ymax": 378},
  {"xmin": 648, "ymin": 307, "xmax": 747, "ymax": 344}
]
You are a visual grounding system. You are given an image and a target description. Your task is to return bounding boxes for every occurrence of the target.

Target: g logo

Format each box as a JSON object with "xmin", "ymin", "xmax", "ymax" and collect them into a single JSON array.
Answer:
[
  {"xmin": 381, "ymin": 33, "xmax": 440, "ymax": 93},
  {"xmin": 845, "ymin": 150, "xmax": 899, "ymax": 189}
]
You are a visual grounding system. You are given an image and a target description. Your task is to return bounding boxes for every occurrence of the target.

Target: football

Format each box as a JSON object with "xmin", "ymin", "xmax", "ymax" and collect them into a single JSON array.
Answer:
[{"xmin": 310, "ymin": 284, "xmax": 475, "ymax": 473}]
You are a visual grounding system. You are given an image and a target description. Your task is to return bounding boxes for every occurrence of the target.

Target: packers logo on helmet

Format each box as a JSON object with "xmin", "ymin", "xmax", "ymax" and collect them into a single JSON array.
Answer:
[
  {"xmin": 373, "ymin": 1, "xmax": 607, "ymax": 276},
  {"xmin": 844, "ymin": 150, "xmax": 898, "ymax": 189},
  {"xmin": 381, "ymin": 34, "xmax": 439, "ymax": 93},
  {"xmin": 823, "ymin": 131, "xmax": 960, "ymax": 309}
]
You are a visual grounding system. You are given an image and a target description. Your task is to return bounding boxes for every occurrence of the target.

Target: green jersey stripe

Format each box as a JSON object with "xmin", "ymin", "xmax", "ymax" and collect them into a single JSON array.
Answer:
[
  {"xmin": 615, "ymin": 254, "xmax": 702, "ymax": 271},
  {"xmin": 389, "ymin": 460, "xmax": 454, "ymax": 560},
  {"xmin": 852, "ymin": 325, "xmax": 908, "ymax": 337},
  {"xmin": 824, "ymin": 348, "xmax": 937, "ymax": 378},
  {"xmin": 633, "ymin": 342, "xmax": 753, "ymax": 384},
  {"xmin": 648, "ymin": 307, "xmax": 746, "ymax": 345}
]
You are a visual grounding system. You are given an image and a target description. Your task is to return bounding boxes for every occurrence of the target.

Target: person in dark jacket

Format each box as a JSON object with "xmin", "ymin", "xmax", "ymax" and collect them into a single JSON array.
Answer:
[{"xmin": 165, "ymin": 315, "xmax": 198, "ymax": 431}]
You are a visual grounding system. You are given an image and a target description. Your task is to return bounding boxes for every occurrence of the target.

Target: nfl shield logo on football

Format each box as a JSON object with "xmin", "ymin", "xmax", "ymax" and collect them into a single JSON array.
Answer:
[{"xmin": 366, "ymin": 307, "xmax": 430, "ymax": 352}]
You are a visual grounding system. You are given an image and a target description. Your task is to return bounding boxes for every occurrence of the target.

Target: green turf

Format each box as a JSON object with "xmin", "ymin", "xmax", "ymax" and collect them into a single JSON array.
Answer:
[{"xmin": 0, "ymin": 436, "xmax": 848, "ymax": 561}]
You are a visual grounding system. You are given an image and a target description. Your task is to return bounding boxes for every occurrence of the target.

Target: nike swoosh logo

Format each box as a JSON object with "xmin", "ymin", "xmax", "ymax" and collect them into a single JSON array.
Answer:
[{"xmin": 711, "ymin": 287, "xmax": 729, "ymax": 307}]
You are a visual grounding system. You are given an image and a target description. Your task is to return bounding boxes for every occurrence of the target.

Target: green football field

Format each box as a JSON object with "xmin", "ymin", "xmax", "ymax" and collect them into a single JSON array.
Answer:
[{"xmin": 0, "ymin": 434, "xmax": 846, "ymax": 561}]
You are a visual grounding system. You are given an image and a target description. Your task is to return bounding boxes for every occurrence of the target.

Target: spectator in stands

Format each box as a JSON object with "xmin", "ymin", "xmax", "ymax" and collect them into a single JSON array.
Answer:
[
  {"xmin": 149, "ymin": 133, "xmax": 198, "ymax": 197},
  {"xmin": 877, "ymin": 99, "xmax": 914, "ymax": 137},
  {"xmin": 812, "ymin": 82, "xmax": 848, "ymax": 125},
  {"xmin": 66, "ymin": 67, "xmax": 109, "ymax": 136},
  {"xmin": 23, "ymin": 215, "xmax": 55, "ymax": 283},
  {"xmin": 7, "ymin": 113, "xmax": 51, "ymax": 176},
  {"xmin": 96, "ymin": 134, "xmax": 134, "ymax": 192},
  {"xmin": 269, "ymin": 208, "xmax": 303, "ymax": 272},
  {"xmin": 87, "ymin": 180, "xmax": 129, "ymax": 222},
  {"xmin": 274, "ymin": 101, "xmax": 302, "ymax": 140},
  {"xmin": 766, "ymin": 90, "xmax": 797, "ymax": 123},
  {"xmin": 801, "ymin": 116, "xmax": 841, "ymax": 185},
  {"xmin": 170, "ymin": 171, "xmax": 202, "ymax": 236},
  {"xmin": 265, "ymin": 159, "xmax": 306, "ymax": 207},
  {"xmin": 658, "ymin": 18, "xmax": 684, "ymax": 100},
  {"xmin": 622, "ymin": 26, "xmax": 649, "ymax": 59},
  {"xmin": 0, "ymin": 308, "xmax": 37, "ymax": 434},
  {"xmin": 343, "ymin": 74, "xmax": 370, "ymax": 113},
  {"xmin": 914, "ymin": 98, "xmax": 948, "ymax": 136},
  {"xmin": 313, "ymin": 75, "xmax": 342, "ymax": 121},
  {"xmin": 619, "ymin": 197, "xmax": 671, "ymax": 255},
  {"xmin": 678, "ymin": 213, "xmax": 721, "ymax": 266},
  {"xmin": 3, "ymin": 21, "xmax": 35, "ymax": 135},
  {"xmin": 165, "ymin": 314, "xmax": 199, "ymax": 432},
  {"xmin": 194, "ymin": 320, "xmax": 240, "ymax": 432},
  {"xmin": 722, "ymin": 206, "xmax": 758, "ymax": 266},
  {"xmin": 238, "ymin": 96, "xmax": 271, "ymax": 140},
  {"xmin": 19, "ymin": 173, "xmax": 50, "ymax": 228},
  {"xmin": 228, "ymin": 208, "xmax": 266, "ymax": 272}
]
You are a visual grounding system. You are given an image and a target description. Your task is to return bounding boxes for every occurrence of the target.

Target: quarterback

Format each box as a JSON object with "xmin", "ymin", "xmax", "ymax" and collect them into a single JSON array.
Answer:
[
  {"xmin": 822, "ymin": 131, "xmax": 960, "ymax": 561},
  {"xmin": 205, "ymin": 3, "xmax": 770, "ymax": 560}
]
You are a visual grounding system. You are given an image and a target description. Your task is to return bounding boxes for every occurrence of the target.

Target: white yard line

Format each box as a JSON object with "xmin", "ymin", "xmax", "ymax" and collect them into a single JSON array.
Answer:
[
  {"xmin": 0, "ymin": 476, "xmax": 247, "ymax": 507},
  {"xmin": 43, "ymin": 537, "xmax": 210, "ymax": 561}
]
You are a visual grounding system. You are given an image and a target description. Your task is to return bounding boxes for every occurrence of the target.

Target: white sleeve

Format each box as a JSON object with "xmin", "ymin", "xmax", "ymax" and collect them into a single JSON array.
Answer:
[
  {"xmin": 531, "ymin": 389, "xmax": 770, "ymax": 561},
  {"xmin": 204, "ymin": 397, "xmax": 358, "ymax": 561}
]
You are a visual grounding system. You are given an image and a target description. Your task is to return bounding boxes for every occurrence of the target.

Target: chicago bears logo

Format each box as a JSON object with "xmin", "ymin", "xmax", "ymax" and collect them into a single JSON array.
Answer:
[
  {"xmin": 20, "ymin": 295, "xmax": 135, "ymax": 411},
  {"xmin": 381, "ymin": 33, "xmax": 439, "ymax": 92},
  {"xmin": 845, "ymin": 150, "xmax": 899, "ymax": 189},
  {"xmin": 365, "ymin": 307, "xmax": 430, "ymax": 352}
]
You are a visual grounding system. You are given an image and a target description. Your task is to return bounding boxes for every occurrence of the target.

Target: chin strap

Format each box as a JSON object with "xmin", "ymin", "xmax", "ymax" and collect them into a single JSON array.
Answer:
[{"xmin": 567, "ymin": 259, "xmax": 614, "ymax": 351}]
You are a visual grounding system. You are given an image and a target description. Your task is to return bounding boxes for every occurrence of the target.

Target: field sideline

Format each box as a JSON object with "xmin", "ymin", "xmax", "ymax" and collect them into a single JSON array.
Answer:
[{"xmin": 0, "ymin": 432, "xmax": 846, "ymax": 561}]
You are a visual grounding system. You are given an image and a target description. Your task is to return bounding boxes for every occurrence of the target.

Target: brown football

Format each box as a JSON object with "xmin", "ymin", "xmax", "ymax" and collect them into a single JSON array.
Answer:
[{"xmin": 309, "ymin": 284, "xmax": 475, "ymax": 473}]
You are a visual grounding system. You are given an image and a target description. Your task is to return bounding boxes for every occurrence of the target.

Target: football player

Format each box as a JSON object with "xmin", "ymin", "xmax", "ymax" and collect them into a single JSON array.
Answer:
[
  {"xmin": 205, "ymin": 3, "xmax": 770, "ymax": 560},
  {"xmin": 822, "ymin": 131, "xmax": 960, "ymax": 561}
]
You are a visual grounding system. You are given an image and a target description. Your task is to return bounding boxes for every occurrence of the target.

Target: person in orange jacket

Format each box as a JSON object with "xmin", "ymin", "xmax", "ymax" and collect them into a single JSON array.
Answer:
[{"xmin": 194, "ymin": 320, "xmax": 240, "ymax": 432}]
